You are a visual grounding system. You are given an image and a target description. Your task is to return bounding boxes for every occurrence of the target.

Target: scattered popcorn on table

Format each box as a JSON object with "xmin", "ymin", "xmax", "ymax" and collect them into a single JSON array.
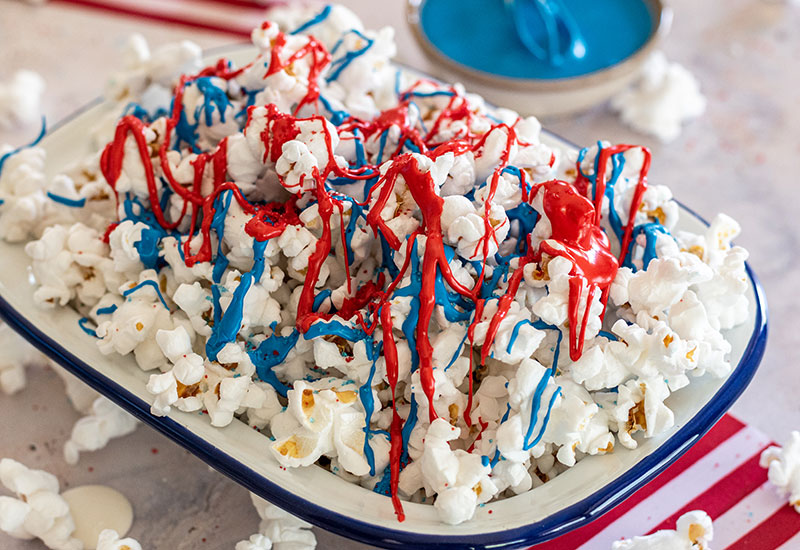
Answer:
[
  {"xmin": 96, "ymin": 528, "xmax": 142, "ymax": 550},
  {"xmin": 52, "ymin": 368, "xmax": 101, "ymax": 415},
  {"xmin": 0, "ymin": 70, "xmax": 44, "ymax": 130},
  {"xmin": 611, "ymin": 51, "xmax": 707, "ymax": 142},
  {"xmin": 51, "ymin": 363, "xmax": 140, "ymax": 464},
  {"xmin": 760, "ymin": 430, "xmax": 800, "ymax": 513},
  {"xmin": 612, "ymin": 510, "xmax": 713, "ymax": 549},
  {"xmin": 0, "ymin": 458, "xmax": 81, "ymax": 550},
  {"xmin": 0, "ymin": 321, "xmax": 50, "ymax": 395},
  {"xmin": 63, "ymin": 396, "xmax": 139, "ymax": 465},
  {"xmin": 235, "ymin": 493, "xmax": 316, "ymax": 550},
  {"xmin": 0, "ymin": 4, "xmax": 751, "ymax": 526}
]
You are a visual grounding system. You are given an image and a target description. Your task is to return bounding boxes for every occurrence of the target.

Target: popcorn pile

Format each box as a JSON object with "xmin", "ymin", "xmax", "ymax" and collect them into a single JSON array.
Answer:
[{"xmin": 0, "ymin": 3, "xmax": 751, "ymax": 526}]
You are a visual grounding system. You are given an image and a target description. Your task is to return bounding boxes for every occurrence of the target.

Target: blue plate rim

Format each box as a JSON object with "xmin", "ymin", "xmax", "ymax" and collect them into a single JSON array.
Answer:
[{"xmin": 0, "ymin": 100, "xmax": 768, "ymax": 550}]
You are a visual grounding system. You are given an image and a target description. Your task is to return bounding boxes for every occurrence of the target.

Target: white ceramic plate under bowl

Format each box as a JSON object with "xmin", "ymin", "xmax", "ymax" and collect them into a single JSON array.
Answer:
[{"xmin": 0, "ymin": 47, "xmax": 767, "ymax": 549}]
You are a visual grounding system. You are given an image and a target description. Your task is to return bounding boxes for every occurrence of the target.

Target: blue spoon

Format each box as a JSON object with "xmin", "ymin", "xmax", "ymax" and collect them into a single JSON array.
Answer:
[{"xmin": 506, "ymin": 0, "xmax": 587, "ymax": 67}]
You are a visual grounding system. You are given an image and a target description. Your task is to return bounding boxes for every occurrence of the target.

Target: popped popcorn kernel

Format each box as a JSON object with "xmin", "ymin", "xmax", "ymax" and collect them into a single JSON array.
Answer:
[
  {"xmin": 761, "ymin": 431, "xmax": 800, "ymax": 513},
  {"xmin": 612, "ymin": 509, "xmax": 713, "ymax": 549}
]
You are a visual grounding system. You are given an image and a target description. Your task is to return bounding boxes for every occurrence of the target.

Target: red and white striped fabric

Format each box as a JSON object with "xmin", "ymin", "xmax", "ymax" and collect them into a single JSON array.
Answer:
[
  {"xmin": 51, "ymin": 0, "xmax": 273, "ymax": 38},
  {"xmin": 29, "ymin": 2, "xmax": 800, "ymax": 548},
  {"xmin": 532, "ymin": 415, "xmax": 800, "ymax": 549}
]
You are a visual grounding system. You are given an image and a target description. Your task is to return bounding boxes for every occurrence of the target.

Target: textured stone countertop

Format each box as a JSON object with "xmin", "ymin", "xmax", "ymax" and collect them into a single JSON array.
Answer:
[{"xmin": 0, "ymin": 0, "xmax": 798, "ymax": 548}]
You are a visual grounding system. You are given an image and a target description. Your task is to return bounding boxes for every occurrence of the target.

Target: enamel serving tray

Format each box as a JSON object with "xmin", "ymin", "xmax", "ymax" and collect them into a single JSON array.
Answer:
[{"xmin": 0, "ymin": 46, "xmax": 767, "ymax": 549}]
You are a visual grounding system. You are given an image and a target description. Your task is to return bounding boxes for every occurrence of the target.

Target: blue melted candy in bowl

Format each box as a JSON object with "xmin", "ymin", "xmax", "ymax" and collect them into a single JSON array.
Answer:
[{"xmin": 419, "ymin": 0, "xmax": 655, "ymax": 80}]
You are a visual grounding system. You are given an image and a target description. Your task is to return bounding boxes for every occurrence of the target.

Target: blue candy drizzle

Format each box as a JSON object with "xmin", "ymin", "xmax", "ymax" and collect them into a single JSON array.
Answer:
[
  {"xmin": 579, "ymin": 143, "xmax": 674, "ymax": 271},
  {"xmin": 122, "ymin": 280, "xmax": 169, "ymax": 309},
  {"xmin": 96, "ymin": 304, "xmax": 118, "ymax": 316},
  {"xmin": 291, "ymin": 4, "xmax": 333, "ymax": 35},
  {"xmin": 78, "ymin": 317, "xmax": 99, "ymax": 338},
  {"xmin": 0, "ymin": 118, "xmax": 46, "ymax": 178},
  {"xmin": 46, "ymin": 192, "xmax": 86, "ymax": 208}
]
